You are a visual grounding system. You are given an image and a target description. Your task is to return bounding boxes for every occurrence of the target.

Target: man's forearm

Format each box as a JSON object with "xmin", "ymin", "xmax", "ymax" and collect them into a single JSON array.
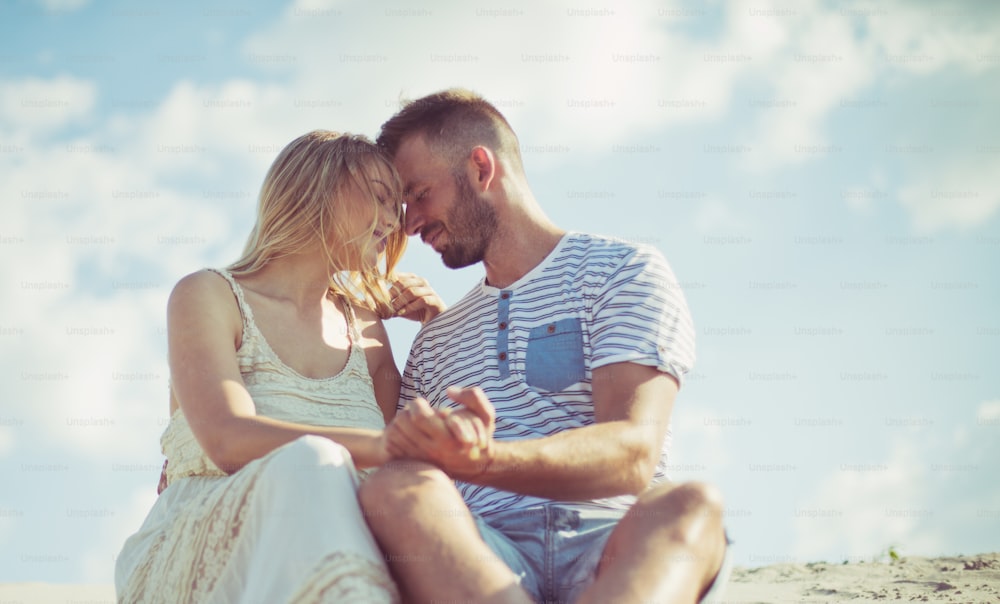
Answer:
[{"xmin": 454, "ymin": 420, "xmax": 660, "ymax": 500}]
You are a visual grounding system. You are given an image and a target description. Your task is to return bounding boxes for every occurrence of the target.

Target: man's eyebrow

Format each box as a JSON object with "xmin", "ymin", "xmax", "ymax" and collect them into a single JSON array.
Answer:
[{"xmin": 402, "ymin": 180, "xmax": 421, "ymax": 198}]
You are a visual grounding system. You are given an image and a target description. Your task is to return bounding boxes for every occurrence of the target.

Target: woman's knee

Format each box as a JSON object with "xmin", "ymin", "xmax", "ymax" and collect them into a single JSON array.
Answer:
[{"xmin": 259, "ymin": 436, "xmax": 353, "ymax": 484}]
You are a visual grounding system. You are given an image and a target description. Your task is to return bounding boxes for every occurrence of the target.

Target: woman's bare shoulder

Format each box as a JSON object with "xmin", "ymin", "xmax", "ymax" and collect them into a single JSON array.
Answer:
[
  {"xmin": 167, "ymin": 270, "xmax": 241, "ymax": 330},
  {"xmin": 351, "ymin": 301, "xmax": 383, "ymax": 327},
  {"xmin": 170, "ymin": 269, "xmax": 231, "ymax": 304},
  {"xmin": 350, "ymin": 301, "xmax": 393, "ymax": 350}
]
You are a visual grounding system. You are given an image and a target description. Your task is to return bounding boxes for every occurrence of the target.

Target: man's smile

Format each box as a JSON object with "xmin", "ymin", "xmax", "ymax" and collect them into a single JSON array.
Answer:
[{"xmin": 420, "ymin": 225, "xmax": 445, "ymax": 250}]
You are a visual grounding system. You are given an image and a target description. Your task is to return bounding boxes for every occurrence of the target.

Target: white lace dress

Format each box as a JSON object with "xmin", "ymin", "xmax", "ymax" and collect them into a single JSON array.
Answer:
[{"xmin": 115, "ymin": 269, "xmax": 399, "ymax": 603}]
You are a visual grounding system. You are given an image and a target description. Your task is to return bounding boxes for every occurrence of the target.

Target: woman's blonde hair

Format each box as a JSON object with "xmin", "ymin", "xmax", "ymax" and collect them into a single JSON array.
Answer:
[{"xmin": 227, "ymin": 130, "xmax": 406, "ymax": 318}]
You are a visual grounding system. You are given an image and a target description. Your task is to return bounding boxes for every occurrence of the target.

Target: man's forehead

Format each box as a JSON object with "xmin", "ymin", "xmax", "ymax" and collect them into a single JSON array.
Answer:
[
  {"xmin": 394, "ymin": 133, "xmax": 432, "ymax": 166},
  {"xmin": 395, "ymin": 135, "xmax": 442, "ymax": 196}
]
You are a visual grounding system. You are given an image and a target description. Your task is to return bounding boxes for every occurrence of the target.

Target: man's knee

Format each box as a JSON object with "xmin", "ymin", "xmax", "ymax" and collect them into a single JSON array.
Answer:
[
  {"xmin": 674, "ymin": 481, "xmax": 725, "ymax": 516},
  {"xmin": 636, "ymin": 481, "xmax": 725, "ymax": 527}
]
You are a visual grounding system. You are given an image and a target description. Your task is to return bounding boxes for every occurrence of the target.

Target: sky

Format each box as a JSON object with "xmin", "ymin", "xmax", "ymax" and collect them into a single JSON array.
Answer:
[{"xmin": 1, "ymin": 0, "xmax": 998, "ymax": 586}]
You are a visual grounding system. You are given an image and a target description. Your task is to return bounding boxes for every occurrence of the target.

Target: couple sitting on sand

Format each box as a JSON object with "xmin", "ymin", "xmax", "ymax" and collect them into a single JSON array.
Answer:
[{"xmin": 115, "ymin": 89, "xmax": 731, "ymax": 604}]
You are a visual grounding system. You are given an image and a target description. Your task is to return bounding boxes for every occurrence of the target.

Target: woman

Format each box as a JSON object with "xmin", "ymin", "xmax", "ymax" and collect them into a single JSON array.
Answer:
[{"xmin": 115, "ymin": 131, "xmax": 454, "ymax": 603}]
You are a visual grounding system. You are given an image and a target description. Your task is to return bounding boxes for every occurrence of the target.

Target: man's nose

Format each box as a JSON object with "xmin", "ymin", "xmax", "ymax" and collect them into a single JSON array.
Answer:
[{"xmin": 404, "ymin": 207, "xmax": 423, "ymax": 237}]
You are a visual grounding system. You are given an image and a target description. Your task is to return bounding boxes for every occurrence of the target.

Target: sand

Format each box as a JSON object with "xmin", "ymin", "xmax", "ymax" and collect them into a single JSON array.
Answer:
[
  {"xmin": 725, "ymin": 552, "xmax": 1000, "ymax": 603},
  {"xmin": 2, "ymin": 553, "xmax": 998, "ymax": 603}
]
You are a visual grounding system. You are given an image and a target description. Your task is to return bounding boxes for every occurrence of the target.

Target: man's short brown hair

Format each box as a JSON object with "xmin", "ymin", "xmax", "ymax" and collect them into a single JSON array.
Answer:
[{"xmin": 377, "ymin": 88, "xmax": 523, "ymax": 172}]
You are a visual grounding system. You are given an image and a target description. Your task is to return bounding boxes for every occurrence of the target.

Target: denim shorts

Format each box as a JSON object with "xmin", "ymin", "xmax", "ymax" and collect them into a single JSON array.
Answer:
[{"xmin": 474, "ymin": 502, "xmax": 732, "ymax": 603}]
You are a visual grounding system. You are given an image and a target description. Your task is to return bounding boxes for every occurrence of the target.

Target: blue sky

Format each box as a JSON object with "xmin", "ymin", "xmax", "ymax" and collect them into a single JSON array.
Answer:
[{"xmin": 1, "ymin": 0, "xmax": 998, "ymax": 585}]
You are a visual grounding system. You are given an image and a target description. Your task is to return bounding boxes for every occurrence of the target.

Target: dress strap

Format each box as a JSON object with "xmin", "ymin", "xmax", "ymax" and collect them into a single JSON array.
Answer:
[
  {"xmin": 333, "ymin": 292, "xmax": 363, "ymax": 342},
  {"xmin": 207, "ymin": 268, "xmax": 255, "ymax": 333}
]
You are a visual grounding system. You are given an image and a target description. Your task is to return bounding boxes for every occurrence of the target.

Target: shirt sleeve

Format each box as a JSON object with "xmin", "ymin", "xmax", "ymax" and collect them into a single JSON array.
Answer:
[
  {"xmin": 398, "ymin": 341, "xmax": 423, "ymax": 412},
  {"xmin": 589, "ymin": 245, "xmax": 696, "ymax": 386}
]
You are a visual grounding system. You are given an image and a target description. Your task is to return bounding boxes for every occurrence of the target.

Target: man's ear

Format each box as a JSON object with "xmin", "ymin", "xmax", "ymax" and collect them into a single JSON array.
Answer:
[{"xmin": 467, "ymin": 146, "xmax": 496, "ymax": 193}]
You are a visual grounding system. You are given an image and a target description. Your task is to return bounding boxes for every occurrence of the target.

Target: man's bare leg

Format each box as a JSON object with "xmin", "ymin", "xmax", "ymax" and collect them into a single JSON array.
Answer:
[
  {"xmin": 359, "ymin": 461, "xmax": 533, "ymax": 604},
  {"xmin": 577, "ymin": 481, "xmax": 727, "ymax": 604}
]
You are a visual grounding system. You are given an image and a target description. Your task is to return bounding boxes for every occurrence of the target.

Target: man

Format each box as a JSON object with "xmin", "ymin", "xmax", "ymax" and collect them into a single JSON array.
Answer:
[{"xmin": 361, "ymin": 89, "xmax": 729, "ymax": 604}]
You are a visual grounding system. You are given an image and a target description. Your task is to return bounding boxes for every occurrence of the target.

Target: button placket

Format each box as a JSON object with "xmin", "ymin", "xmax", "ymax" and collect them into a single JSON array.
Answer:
[{"xmin": 496, "ymin": 290, "xmax": 512, "ymax": 378}]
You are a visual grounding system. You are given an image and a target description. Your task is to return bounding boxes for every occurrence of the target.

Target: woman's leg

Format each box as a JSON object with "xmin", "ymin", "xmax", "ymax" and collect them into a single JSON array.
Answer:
[{"xmin": 216, "ymin": 435, "xmax": 398, "ymax": 603}]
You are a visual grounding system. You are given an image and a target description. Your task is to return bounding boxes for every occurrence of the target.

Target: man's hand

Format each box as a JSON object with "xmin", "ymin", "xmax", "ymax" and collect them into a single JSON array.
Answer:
[
  {"xmin": 389, "ymin": 273, "xmax": 446, "ymax": 324},
  {"xmin": 385, "ymin": 387, "xmax": 496, "ymax": 477}
]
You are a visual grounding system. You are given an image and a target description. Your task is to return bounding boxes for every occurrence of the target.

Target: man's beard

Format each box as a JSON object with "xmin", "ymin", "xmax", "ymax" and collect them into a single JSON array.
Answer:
[{"xmin": 438, "ymin": 173, "xmax": 498, "ymax": 269}]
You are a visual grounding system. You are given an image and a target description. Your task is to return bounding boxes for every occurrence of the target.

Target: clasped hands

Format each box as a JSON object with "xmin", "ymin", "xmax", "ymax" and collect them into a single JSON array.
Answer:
[{"xmin": 383, "ymin": 386, "xmax": 496, "ymax": 478}]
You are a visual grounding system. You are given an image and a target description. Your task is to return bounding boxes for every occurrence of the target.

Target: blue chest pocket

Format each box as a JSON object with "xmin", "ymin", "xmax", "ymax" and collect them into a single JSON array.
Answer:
[{"xmin": 525, "ymin": 318, "xmax": 585, "ymax": 391}]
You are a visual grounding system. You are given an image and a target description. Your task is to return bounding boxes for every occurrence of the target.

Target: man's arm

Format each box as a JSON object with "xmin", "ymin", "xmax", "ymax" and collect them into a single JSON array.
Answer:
[
  {"xmin": 385, "ymin": 244, "xmax": 691, "ymax": 498},
  {"xmin": 388, "ymin": 361, "xmax": 676, "ymax": 500},
  {"xmin": 476, "ymin": 362, "xmax": 675, "ymax": 498}
]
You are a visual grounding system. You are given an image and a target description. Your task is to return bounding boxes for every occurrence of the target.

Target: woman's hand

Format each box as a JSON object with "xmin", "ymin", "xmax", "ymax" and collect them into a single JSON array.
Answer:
[
  {"xmin": 383, "ymin": 388, "xmax": 496, "ymax": 477},
  {"xmin": 371, "ymin": 430, "xmax": 394, "ymax": 468},
  {"xmin": 389, "ymin": 273, "xmax": 446, "ymax": 324}
]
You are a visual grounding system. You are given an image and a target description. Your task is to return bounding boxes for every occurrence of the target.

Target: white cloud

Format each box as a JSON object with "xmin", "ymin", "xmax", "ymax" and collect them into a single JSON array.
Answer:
[
  {"xmin": 978, "ymin": 400, "xmax": 1000, "ymax": 423},
  {"xmin": 668, "ymin": 402, "xmax": 733, "ymax": 478},
  {"xmin": 0, "ymin": 76, "xmax": 96, "ymax": 133},
  {"xmin": 742, "ymin": 5, "xmax": 875, "ymax": 168},
  {"xmin": 863, "ymin": 0, "xmax": 1000, "ymax": 75},
  {"xmin": 0, "ymin": 517, "xmax": 10, "ymax": 547},
  {"xmin": 36, "ymin": 0, "xmax": 89, "ymax": 13},
  {"xmin": 793, "ymin": 438, "xmax": 926, "ymax": 561},
  {"xmin": 288, "ymin": 0, "xmax": 343, "ymax": 13},
  {"xmin": 857, "ymin": 1, "xmax": 1000, "ymax": 231},
  {"xmin": 897, "ymin": 156, "xmax": 1000, "ymax": 233},
  {"xmin": 794, "ymin": 410, "xmax": 1000, "ymax": 562},
  {"xmin": 0, "ymin": 75, "xmax": 247, "ymax": 462},
  {"xmin": 725, "ymin": 0, "xmax": 1000, "ymax": 231},
  {"xmin": 139, "ymin": 79, "xmax": 294, "ymax": 177},
  {"xmin": 238, "ymin": 0, "xmax": 1000, "ymax": 191},
  {"xmin": 82, "ymin": 486, "xmax": 157, "ymax": 583},
  {"xmin": 0, "ymin": 426, "xmax": 13, "ymax": 457},
  {"xmin": 843, "ymin": 170, "xmax": 890, "ymax": 213},
  {"xmin": 693, "ymin": 198, "xmax": 746, "ymax": 234},
  {"xmin": 242, "ymin": 0, "xmax": 746, "ymax": 155}
]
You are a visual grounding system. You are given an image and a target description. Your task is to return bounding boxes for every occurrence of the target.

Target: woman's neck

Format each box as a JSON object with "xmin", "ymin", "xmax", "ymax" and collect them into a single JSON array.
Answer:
[{"xmin": 238, "ymin": 251, "xmax": 334, "ymax": 309}]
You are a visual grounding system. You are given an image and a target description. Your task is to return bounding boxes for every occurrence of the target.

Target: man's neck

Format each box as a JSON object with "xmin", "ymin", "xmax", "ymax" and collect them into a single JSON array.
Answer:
[{"xmin": 482, "ymin": 221, "xmax": 566, "ymax": 289}]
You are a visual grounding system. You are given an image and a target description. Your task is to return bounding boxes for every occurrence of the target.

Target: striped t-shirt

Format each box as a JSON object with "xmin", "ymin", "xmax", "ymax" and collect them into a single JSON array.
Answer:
[{"xmin": 399, "ymin": 232, "xmax": 696, "ymax": 517}]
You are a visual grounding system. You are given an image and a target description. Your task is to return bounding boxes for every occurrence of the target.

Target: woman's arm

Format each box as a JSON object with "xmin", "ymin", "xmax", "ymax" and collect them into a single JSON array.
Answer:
[
  {"xmin": 354, "ymin": 305, "xmax": 401, "ymax": 424},
  {"xmin": 364, "ymin": 271, "xmax": 448, "ymax": 420},
  {"xmin": 167, "ymin": 270, "xmax": 387, "ymax": 473}
]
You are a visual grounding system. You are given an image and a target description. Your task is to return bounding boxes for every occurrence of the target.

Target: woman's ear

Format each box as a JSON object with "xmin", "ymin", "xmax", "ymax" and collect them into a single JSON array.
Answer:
[{"xmin": 468, "ymin": 146, "xmax": 496, "ymax": 193}]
